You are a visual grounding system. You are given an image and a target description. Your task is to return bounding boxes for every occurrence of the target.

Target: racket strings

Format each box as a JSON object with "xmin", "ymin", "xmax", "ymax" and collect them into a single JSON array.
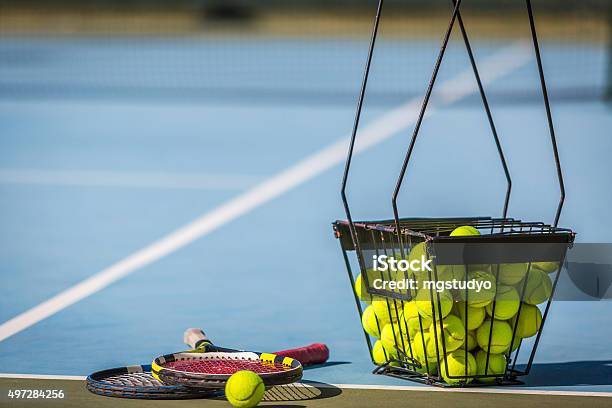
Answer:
[
  {"xmin": 101, "ymin": 373, "xmax": 163, "ymax": 387},
  {"xmin": 165, "ymin": 357, "xmax": 290, "ymax": 375}
]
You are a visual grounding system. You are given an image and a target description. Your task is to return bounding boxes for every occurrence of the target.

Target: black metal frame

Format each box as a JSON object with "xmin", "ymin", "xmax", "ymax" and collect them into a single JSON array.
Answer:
[{"xmin": 335, "ymin": 0, "xmax": 576, "ymax": 387}]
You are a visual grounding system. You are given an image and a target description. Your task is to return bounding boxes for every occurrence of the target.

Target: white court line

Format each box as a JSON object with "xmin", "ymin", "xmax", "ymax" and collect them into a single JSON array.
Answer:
[
  {"xmin": 0, "ymin": 373, "xmax": 85, "ymax": 381},
  {"xmin": 0, "ymin": 169, "xmax": 262, "ymax": 190},
  {"xmin": 0, "ymin": 373, "xmax": 610, "ymax": 397},
  {"xmin": 0, "ymin": 42, "xmax": 533, "ymax": 344}
]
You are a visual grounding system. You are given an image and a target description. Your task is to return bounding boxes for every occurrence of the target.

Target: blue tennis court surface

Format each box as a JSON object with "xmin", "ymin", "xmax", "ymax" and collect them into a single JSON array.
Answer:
[{"xmin": 1, "ymin": 34, "xmax": 611, "ymax": 398}]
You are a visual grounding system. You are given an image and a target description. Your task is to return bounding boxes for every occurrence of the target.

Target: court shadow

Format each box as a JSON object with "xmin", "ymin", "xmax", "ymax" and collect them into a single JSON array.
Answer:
[
  {"xmin": 304, "ymin": 361, "xmax": 351, "ymax": 370},
  {"xmin": 520, "ymin": 360, "xmax": 612, "ymax": 387},
  {"xmin": 262, "ymin": 380, "xmax": 342, "ymax": 402}
]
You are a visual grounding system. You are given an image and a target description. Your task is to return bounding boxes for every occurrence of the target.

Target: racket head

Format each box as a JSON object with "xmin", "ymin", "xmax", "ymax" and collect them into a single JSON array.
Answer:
[
  {"xmin": 86, "ymin": 364, "xmax": 218, "ymax": 399},
  {"xmin": 151, "ymin": 347, "xmax": 303, "ymax": 389}
]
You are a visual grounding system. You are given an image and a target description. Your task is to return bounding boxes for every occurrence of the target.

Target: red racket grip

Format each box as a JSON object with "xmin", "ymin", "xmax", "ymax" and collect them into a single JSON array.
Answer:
[{"xmin": 273, "ymin": 343, "xmax": 329, "ymax": 366}]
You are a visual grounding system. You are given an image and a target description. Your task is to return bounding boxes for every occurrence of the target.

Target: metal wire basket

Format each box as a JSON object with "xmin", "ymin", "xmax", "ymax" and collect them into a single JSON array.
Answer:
[{"xmin": 333, "ymin": 0, "xmax": 576, "ymax": 387}]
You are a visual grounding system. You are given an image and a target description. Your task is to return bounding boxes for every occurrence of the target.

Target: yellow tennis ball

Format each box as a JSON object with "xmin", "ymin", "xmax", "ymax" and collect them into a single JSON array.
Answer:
[
  {"xmin": 408, "ymin": 242, "xmax": 428, "ymax": 262},
  {"xmin": 466, "ymin": 331, "xmax": 477, "ymax": 351},
  {"xmin": 436, "ymin": 264, "xmax": 466, "ymax": 284},
  {"xmin": 380, "ymin": 322, "xmax": 411, "ymax": 354},
  {"xmin": 506, "ymin": 336, "xmax": 521, "ymax": 353},
  {"xmin": 225, "ymin": 370, "xmax": 265, "ymax": 408},
  {"xmin": 440, "ymin": 350, "xmax": 477, "ymax": 384},
  {"xmin": 476, "ymin": 319, "xmax": 513, "ymax": 354},
  {"xmin": 511, "ymin": 304, "xmax": 542, "ymax": 338},
  {"xmin": 485, "ymin": 285, "xmax": 520, "ymax": 320},
  {"xmin": 454, "ymin": 302, "xmax": 486, "ymax": 330},
  {"xmin": 415, "ymin": 287, "xmax": 454, "ymax": 320},
  {"xmin": 521, "ymin": 269, "xmax": 553, "ymax": 305},
  {"xmin": 405, "ymin": 314, "xmax": 431, "ymax": 339},
  {"xmin": 475, "ymin": 350, "xmax": 506, "ymax": 383},
  {"xmin": 362, "ymin": 305, "xmax": 388, "ymax": 338},
  {"xmin": 498, "ymin": 263, "xmax": 529, "ymax": 285},
  {"xmin": 459, "ymin": 269, "xmax": 496, "ymax": 308},
  {"xmin": 372, "ymin": 340, "xmax": 397, "ymax": 365},
  {"xmin": 354, "ymin": 272, "xmax": 373, "ymax": 304},
  {"xmin": 371, "ymin": 298, "xmax": 402, "ymax": 323},
  {"xmin": 429, "ymin": 315, "xmax": 466, "ymax": 353},
  {"xmin": 450, "ymin": 225, "xmax": 480, "ymax": 236},
  {"xmin": 410, "ymin": 332, "xmax": 440, "ymax": 371},
  {"xmin": 532, "ymin": 261, "xmax": 559, "ymax": 273}
]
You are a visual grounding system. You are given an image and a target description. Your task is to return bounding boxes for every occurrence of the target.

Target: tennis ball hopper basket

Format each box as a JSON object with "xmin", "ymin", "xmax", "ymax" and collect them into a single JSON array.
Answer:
[{"xmin": 333, "ymin": 0, "xmax": 575, "ymax": 387}]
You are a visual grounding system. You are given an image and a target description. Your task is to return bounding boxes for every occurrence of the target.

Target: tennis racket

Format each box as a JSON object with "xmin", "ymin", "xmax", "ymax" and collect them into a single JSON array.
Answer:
[
  {"xmin": 86, "ymin": 364, "xmax": 219, "ymax": 399},
  {"xmin": 150, "ymin": 328, "xmax": 329, "ymax": 389}
]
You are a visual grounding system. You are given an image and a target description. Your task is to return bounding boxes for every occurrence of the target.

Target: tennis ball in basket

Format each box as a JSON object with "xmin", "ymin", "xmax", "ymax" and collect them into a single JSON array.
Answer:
[
  {"xmin": 440, "ymin": 350, "xmax": 477, "ymax": 384},
  {"xmin": 372, "ymin": 340, "xmax": 397, "ymax": 365},
  {"xmin": 415, "ymin": 287, "xmax": 454, "ymax": 320},
  {"xmin": 354, "ymin": 272, "xmax": 370, "ymax": 303},
  {"xmin": 411, "ymin": 332, "xmax": 439, "ymax": 366},
  {"xmin": 532, "ymin": 261, "xmax": 560, "ymax": 273},
  {"xmin": 380, "ymin": 322, "xmax": 410, "ymax": 354},
  {"xmin": 429, "ymin": 314, "xmax": 466, "ymax": 353},
  {"xmin": 372, "ymin": 298, "xmax": 402, "ymax": 323},
  {"xmin": 498, "ymin": 263, "xmax": 529, "ymax": 285},
  {"xmin": 450, "ymin": 226, "xmax": 481, "ymax": 236},
  {"xmin": 409, "ymin": 338, "xmax": 439, "ymax": 375},
  {"xmin": 405, "ymin": 314, "xmax": 431, "ymax": 339},
  {"xmin": 476, "ymin": 319, "xmax": 513, "ymax": 354},
  {"xmin": 485, "ymin": 285, "xmax": 520, "ymax": 320},
  {"xmin": 362, "ymin": 305, "xmax": 388, "ymax": 338},
  {"xmin": 225, "ymin": 370, "xmax": 265, "ymax": 408},
  {"xmin": 521, "ymin": 268, "xmax": 553, "ymax": 305},
  {"xmin": 506, "ymin": 336, "xmax": 521, "ymax": 353},
  {"xmin": 510, "ymin": 304, "xmax": 542, "ymax": 338},
  {"xmin": 475, "ymin": 350, "xmax": 506, "ymax": 383},
  {"xmin": 453, "ymin": 302, "xmax": 486, "ymax": 330},
  {"xmin": 459, "ymin": 269, "xmax": 496, "ymax": 308},
  {"xmin": 466, "ymin": 330, "xmax": 477, "ymax": 351}
]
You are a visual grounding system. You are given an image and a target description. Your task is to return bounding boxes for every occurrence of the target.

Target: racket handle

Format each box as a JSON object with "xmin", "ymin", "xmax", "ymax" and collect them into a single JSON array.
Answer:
[
  {"xmin": 273, "ymin": 343, "xmax": 329, "ymax": 367},
  {"xmin": 184, "ymin": 328, "xmax": 211, "ymax": 349}
]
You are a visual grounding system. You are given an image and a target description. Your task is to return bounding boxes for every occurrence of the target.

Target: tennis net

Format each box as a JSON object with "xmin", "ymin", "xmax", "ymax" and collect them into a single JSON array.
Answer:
[{"xmin": 0, "ymin": 0, "xmax": 609, "ymax": 105}]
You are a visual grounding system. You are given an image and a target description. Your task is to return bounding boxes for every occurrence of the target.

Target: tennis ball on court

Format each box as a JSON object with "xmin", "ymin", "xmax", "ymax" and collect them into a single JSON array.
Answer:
[
  {"xmin": 476, "ymin": 319, "xmax": 513, "ymax": 354},
  {"xmin": 372, "ymin": 340, "xmax": 397, "ymax": 365},
  {"xmin": 440, "ymin": 350, "xmax": 477, "ymax": 384},
  {"xmin": 429, "ymin": 314, "xmax": 466, "ymax": 353},
  {"xmin": 498, "ymin": 263, "xmax": 529, "ymax": 285},
  {"xmin": 225, "ymin": 370, "xmax": 265, "ymax": 408},
  {"xmin": 521, "ymin": 268, "xmax": 553, "ymax": 305},
  {"xmin": 453, "ymin": 302, "xmax": 486, "ymax": 331},
  {"xmin": 362, "ymin": 305, "xmax": 388, "ymax": 338},
  {"xmin": 511, "ymin": 304, "xmax": 542, "ymax": 338},
  {"xmin": 415, "ymin": 287, "xmax": 454, "ymax": 320},
  {"xmin": 372, "ymin": 298, "xmax": 402, "ymax": 323},
  {"xmin": 459, "ymin": 269, "xmax": 496, "ymax": 308},
  {"xmin": 475, "ymin": 350, "xmax": 506, "ymax": 383},
  {"xmin": 450, "ymin": 225, "xmax": 480, "ymax": 236},
  {"xmin": 466, "ymin": 330, "xmax": 477, "ymax": 351},
  {"xmin": 532, "ymin": 261, "xmax": 560, "ymax": 273},
  {"xmin": 485, "ymin": 285, "xmax": 520, "ymax": 320}
]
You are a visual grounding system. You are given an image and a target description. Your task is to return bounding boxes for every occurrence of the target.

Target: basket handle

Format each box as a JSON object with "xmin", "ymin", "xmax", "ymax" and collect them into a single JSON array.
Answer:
[
  {"xmin": 525, "ymin": 0, "xmax": 566, "ymax": 227},
  {"xmin": 390, "ymin": 0, "xmax": 566, "ymax": 242},
  {"xmin": 340, "ymin": 0, "xmax": 384, "ymax": 269}
]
